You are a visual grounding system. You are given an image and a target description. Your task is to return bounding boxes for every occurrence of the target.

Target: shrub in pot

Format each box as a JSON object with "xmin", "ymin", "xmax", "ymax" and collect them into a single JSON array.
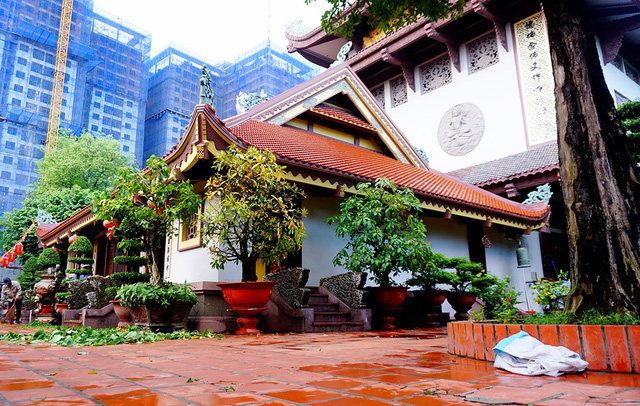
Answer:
[
  {"xmin": 68, "ymin": 236, "xmax": 94, "ymax": 277},
  {"xmin": 407, "ymin": 253, "xmax": 454, "ymax": 323},
  {"xmin": 37, "ymin": 248, "xmax": 60, "ymax": 272},
  {"xmin": 54, "ymin": 292, "xmax": 71, "ymax": 313},
  {"xmin": 116, "ymin": 282, "xmax": 197, "ymax": 331},
  {"xmin": 434, "ymin": 255, "xmax": 497, "ymax": 320},
  {"xmin": 327, "ymin": 178, "xmax": 431, "ymax": 330},
  {"xmin": 201, "ymin": 147, "xmax": 306, "ymax": 334}
]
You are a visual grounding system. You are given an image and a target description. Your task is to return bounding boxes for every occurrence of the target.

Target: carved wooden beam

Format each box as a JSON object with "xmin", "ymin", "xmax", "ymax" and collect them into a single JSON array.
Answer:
[
  {"xmin": 471, "ymin": 0, "xmax": 508, "ymax": 51},
  {"xmin": 424, "ymin": 23, "xmax": 460, "ymax": 71},
  {"xmin": 443, "ymin": 209, "xmax": 452, "ymax": 219},
  {"xmin": 504, "ymin": 182, "xmax": 520, "ymax": 198},
  {"xmin": 380, "ymin": 47, "xmax": 416, "ymax": 91},
  {"xmin": 598, "ymin": 14, "xmax": 640, "ymax": 64}
]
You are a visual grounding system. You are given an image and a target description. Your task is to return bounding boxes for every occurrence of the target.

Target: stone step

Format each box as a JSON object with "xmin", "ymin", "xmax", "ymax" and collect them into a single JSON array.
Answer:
[
  {"xmin": 314, "ymin": 311, "xmax": 350, "ymax": 323},
  {"xmin": 308, "ymin": 294, "xmax": 330, "ymax": 305},
  {"xmin": 312, "ymin": 321, "xmax": 365, "ymax": 333},
  {"xmin": 63, "ymin": 320, "xmax": 83, "ymax": 328},
  {"xmin": 309, "ymin": 303, "xmax": 340, "ymax": 312}
]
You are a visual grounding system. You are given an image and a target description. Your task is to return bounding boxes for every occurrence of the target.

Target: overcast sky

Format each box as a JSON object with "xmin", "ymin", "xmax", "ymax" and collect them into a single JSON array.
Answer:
[{"xmin": 92, "ymin": 0, "xmax": 329, "ymax": 63}]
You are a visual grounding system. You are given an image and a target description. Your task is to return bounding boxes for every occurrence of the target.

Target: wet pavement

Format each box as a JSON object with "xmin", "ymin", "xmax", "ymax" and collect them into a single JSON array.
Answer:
[{"xmin": 0, "ymin": 325, "xmax": 639, "ymax": 405}]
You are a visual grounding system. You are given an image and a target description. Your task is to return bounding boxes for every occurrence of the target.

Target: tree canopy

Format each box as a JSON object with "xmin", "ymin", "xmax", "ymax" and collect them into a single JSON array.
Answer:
[
  {"xmin": 201, "ymin": 147, "xmax": 307, "ymax": 282},
  {"xmin": 0, "ymin": 131, "xmax": 130, "ymax": 262},
  {"xmin": 92, "ymin": 156, "xmax": 202, "ymax": 286}
]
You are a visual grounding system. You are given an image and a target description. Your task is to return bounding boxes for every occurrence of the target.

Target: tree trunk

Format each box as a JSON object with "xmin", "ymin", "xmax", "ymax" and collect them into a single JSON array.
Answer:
[
  {"xmin": 148, "ymin": 233, "xmax": 164, "ymax": 286},
  {"xmin": 241, "ymin": 258, "xmax": 257, "ymax": 282},
  {"xmin": 540, "ymin": 0, "xmax": 640, "ymax": 315}
]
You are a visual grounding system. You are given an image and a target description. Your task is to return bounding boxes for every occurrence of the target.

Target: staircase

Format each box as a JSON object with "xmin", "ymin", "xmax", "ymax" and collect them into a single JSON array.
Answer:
[{"xmin": 307, "ymin": 287, "xmax": 366, "ymax": 332}]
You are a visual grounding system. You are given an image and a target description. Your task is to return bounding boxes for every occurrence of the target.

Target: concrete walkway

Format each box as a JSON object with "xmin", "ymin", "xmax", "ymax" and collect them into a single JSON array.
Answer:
[{"xmin": 0, "ymin": 325, "xmax": 639, "ymax": 405}]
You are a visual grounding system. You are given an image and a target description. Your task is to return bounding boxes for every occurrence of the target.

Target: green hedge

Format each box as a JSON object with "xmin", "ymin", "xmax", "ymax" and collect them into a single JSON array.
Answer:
[{"xmin": 37, "ymin": 248, "xmax": 60, "ymax": 269}]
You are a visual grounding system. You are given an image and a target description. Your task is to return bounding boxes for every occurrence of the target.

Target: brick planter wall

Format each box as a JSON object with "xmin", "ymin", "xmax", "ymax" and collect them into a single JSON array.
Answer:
[{"xmin": 447, "ymin": 321, "xmax": 640, "ymax": 373}]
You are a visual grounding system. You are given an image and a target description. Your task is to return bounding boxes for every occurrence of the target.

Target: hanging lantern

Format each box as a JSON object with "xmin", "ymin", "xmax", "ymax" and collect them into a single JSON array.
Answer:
[
  {"xmin": 103, "ymin": 219, "xmax": 120, "ymax": 240},
  {"xmin": 0, "ymin": 255, "xmax": 8, "ymax": 268},
  {"xmin": 15, "ymin": 242, "xmax": 23, "ymax": 256},
  {"xmin": 69, "ymin": 234, "xmax": 78, "ymax": 244},
  {"xmin": 53, "ymin": 247, "xmax": 60, "ymax": 253},
  {"xmin": 7, "ymin": 251, "xmax": 16, "ymax": 262},
  {"xmin": 516, "ymin": 240, "xmax": 531, "ymax": 268}
]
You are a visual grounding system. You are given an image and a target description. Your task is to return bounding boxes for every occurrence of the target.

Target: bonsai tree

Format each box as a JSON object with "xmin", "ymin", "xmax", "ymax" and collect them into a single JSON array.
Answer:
[
  {"xmin": 113, "ymin": 238, "xmax": 147, "ymax": 272},
  {"xmin": 68, "ymin": 236, "xmax": 94, "ymax": 274},
  {"xmin": 93, "ymin": 156, "xmax": 202, "ymax": 286},
  {"xmin": 18, "ymin": 256, "xmax": 42, "ymax": 290},
  {"xmin": 201, "ymin": 147, "xmax": 307, "ymax": 282},
  {"xmin": 37, "ymin": 248, "xmax": 60, "ymax": 272},
  {"xmin": 407, "ymin": 253, "xmax": 455, "ymax": 291},
  {"xmin": 55, "ymin": 292, "xmax": 72, "ymax": 304},
  {"xmin": 435, "ymin": 255, "xmax": 494, "ymax": 293},
  {"xmin": 327, "ymin": 178, "xmax": 431, "ymax": 286}
]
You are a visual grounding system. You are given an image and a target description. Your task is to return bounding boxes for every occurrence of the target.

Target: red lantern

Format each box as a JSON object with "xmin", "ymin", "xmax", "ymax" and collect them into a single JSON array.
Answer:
[
  {"xmin": 53, "ymin": 247, "xmax": 59, "ymax": 253},
  {"xmin": 0, "ymin": 256, "xmax": 8, "ymax": 268},
  {"xmin": 103, "ymin": 219, "xmax": 120, "ymax": 240},
  {"xmin": 15, "ymin": 242, "xmax": 23, "ymax": 256},
  {"xmin": 7, "ymin": 251, "xmax": 15, "ymax": 262},
  {"xmin": 69, "ymin": 234, "xmax": 78, "ymax": 244}
]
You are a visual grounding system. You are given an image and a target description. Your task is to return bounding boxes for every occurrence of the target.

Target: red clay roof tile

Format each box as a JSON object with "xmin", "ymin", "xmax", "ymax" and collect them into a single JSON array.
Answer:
[
  {"xmin": 229, "ymin": 120, "xmax": 548, "ymax": 220},
  {"xmin": 310, "ymin": 104, "xmax": 376, "ymax": 131}
]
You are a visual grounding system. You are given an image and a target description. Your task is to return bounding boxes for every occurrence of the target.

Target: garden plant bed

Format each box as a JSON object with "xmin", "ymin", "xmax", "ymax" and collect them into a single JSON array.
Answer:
[{"xmin": 448, "ymin": 321, "xmax": 640, "ymax": 373}]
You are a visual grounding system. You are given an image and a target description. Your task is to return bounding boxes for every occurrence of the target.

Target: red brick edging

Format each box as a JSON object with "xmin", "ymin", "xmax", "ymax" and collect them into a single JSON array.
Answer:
[{"xmin": 447, "ymin": 321, "xmax": 640, "ymax": 373}]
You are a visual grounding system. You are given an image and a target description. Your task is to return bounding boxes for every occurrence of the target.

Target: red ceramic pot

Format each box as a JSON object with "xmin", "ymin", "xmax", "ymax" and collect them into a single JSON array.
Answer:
[
  {"xmin": 368, "ymin": 286, "xmax": 408, "ymax": 309},
  {"xmin": 218, "ymin": 281, "xmax": 276, "ymax": 309},
  {"xmin": 446, "ymin": 291, "xmax": 478, "ymax": 320}
]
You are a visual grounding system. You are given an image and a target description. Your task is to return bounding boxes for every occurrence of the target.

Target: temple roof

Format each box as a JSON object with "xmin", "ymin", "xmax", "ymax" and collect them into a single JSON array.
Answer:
[
  {"xmin": 448, "ymin": 143, "xmax": 559, "ymax": 187},
  {"xmin": 229, "ymin": 119, "xmax": 549, "ymax": 220}
]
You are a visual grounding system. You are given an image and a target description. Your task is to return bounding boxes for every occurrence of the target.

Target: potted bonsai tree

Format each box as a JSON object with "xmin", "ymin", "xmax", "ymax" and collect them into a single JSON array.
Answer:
[
  {"xmin": 54, "ymin": 292, "xmax": 71, "ymax": 313},
  {"xmin": 107, "ymin": 271, "xmax": 150, "ymax": 327},
  {"xmin": 93, "ymin": 156, "xmax": 202, "ymax": 331},
  {"xmin": 67, "ymin": 236, "xmax": 94, "ymax": 279},
  {"xmin": 200, "ymin": 146, "xmax": 306, "ymax": 334},
  {"xmin": 436, "ymin": 256, "xmax": 496, "ymax": 320},
  {"xmin": 406, "ymin": 253, "xmax": 453, "ymax": 324},
  {"xmin": 327, "ymin": 178, "xmax": 431, "ymax": 330}
]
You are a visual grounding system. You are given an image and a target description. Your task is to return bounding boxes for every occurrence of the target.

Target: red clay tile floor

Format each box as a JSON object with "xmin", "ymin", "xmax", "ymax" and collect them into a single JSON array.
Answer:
[{"xmin": 0, "ymin": 325, "xmax": 639, "ymax": 405}]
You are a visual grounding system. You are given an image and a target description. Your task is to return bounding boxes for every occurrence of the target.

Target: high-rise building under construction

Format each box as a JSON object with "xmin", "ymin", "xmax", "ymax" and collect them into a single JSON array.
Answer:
[{"xmin": 0, "ymin": 1, "xmax": 320, "ymax": 215}]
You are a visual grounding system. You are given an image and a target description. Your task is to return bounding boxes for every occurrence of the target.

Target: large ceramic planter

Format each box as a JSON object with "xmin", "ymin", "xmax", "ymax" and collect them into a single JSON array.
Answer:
[
  {"xmin": 368, "ymin": 286, "xmax": 408, "ymax": 330},
  {"xmin": 129, "ymin": 302, "xmax": 193, "ymax": 332},
  {"xmin": 55, "ymin": 303, "xmax": 68, "ymax": 314},
  {"xmin": 446, "ymin": 291, "xmax": 477, "ymax": 321},
  {"xmin": 110, "ymin": 300, "xmax": 134, "ymax": 328},
  {"xmin": 218, "ymin": 281, "xmax": 276, "ymax": 335},
  {"xmin": 413, "ymin": 289, "xmax": 448, "ymax": 325}
]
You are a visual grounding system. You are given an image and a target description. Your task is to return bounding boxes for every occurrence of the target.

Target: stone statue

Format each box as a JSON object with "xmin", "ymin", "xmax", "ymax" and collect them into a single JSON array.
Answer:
[{"xmin": 199, "ymin": 65, "xmax": 215, "ymax": 106}]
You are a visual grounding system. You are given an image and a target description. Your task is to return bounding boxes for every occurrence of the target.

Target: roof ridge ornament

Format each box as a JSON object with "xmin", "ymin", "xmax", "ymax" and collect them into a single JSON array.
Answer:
[
  {"xmin": 330, "ymin": 41, "xmax": 353, "ymax": 67},
  {"xmin": 236, "ymin": 90, "xmax": 270, "ymax": 114},
  {"xmin": 523, "ymin": 183, "xmax": 553, "ymax": 204},
  {"xmin": 199, "ymin": 65, "xmax": 215, "ymax": 106}
]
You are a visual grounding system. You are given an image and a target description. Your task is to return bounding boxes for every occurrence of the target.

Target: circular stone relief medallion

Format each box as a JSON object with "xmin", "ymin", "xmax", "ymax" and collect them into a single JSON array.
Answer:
[{"xmin": 437, "ymin": 103, "xmax": 485, "ymax": 156}]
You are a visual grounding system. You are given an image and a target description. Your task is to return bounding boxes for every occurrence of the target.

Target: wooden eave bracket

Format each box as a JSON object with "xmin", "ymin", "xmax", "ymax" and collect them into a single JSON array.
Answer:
[
  {"xmin": 424, "ymin": 23, "xmax": 461, "ymax": 71},
  {"xmin": 597, "ymin": 14, "xmax": 640, "ymax": 64},
  {"xmin": 471, "ymin": 0, "xmax": 508, "ymax": 51},
  {"xmin": 380, "ymin": 47, "xmax": 416, "ymax": 91}
]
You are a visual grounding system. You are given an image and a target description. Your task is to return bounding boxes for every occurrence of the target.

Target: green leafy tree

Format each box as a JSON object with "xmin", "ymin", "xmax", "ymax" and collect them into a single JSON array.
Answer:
[
  {"xmin": 93, "ymin": 156, "xmax": 202, "ymax": 286},
  {"xmin": 617, "ymin": 99, "xmax": 640, "ymax": 165},
  {"xmin": 309, "ymin": 0, "xmax": 640, "ymax": 316},
  {"xmin": 201, "ymin": 147, "xmax": 307, "ymax": 282},
  {"xmin": 328, "ymin": 178, "xmax": 431, "ymax": 286},
  {"xmin": 0, "ymin": 131, "xmax": 130, "ymax": 261},
  {"xmin": 32, "ymin": 131, "xmax": 131, "ymax": 199},
  {"xmin": 18, "ymin": 256, "xmax": 43, "ymax": 290}
]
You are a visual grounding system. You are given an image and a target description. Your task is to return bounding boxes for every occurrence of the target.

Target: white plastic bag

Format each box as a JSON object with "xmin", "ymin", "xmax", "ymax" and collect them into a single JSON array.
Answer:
[{"xmin": 493, "ymin": 331, "xmax": 588, "ymax": 377}]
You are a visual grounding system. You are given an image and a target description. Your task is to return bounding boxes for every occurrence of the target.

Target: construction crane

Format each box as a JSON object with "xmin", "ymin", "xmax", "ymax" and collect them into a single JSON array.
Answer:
[{"xmin": 45, "ymin": 0, "xmax": 74, "ymax": 155}]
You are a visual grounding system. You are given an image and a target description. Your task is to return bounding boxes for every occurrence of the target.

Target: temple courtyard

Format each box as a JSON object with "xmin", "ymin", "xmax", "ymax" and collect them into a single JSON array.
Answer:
[{"xmin": 0, "ymin": 326, "xmax": 639, "ymax": 405}]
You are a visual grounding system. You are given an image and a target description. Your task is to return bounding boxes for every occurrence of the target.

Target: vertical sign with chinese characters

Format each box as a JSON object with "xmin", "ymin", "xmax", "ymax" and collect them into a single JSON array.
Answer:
[
  {"xmin": 515, "ymin": 12, "xmax": 557, "ymax": 146},
  {"xmin": 164, "ymin": 235, "xmax": 172, "ymax": 278}
]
